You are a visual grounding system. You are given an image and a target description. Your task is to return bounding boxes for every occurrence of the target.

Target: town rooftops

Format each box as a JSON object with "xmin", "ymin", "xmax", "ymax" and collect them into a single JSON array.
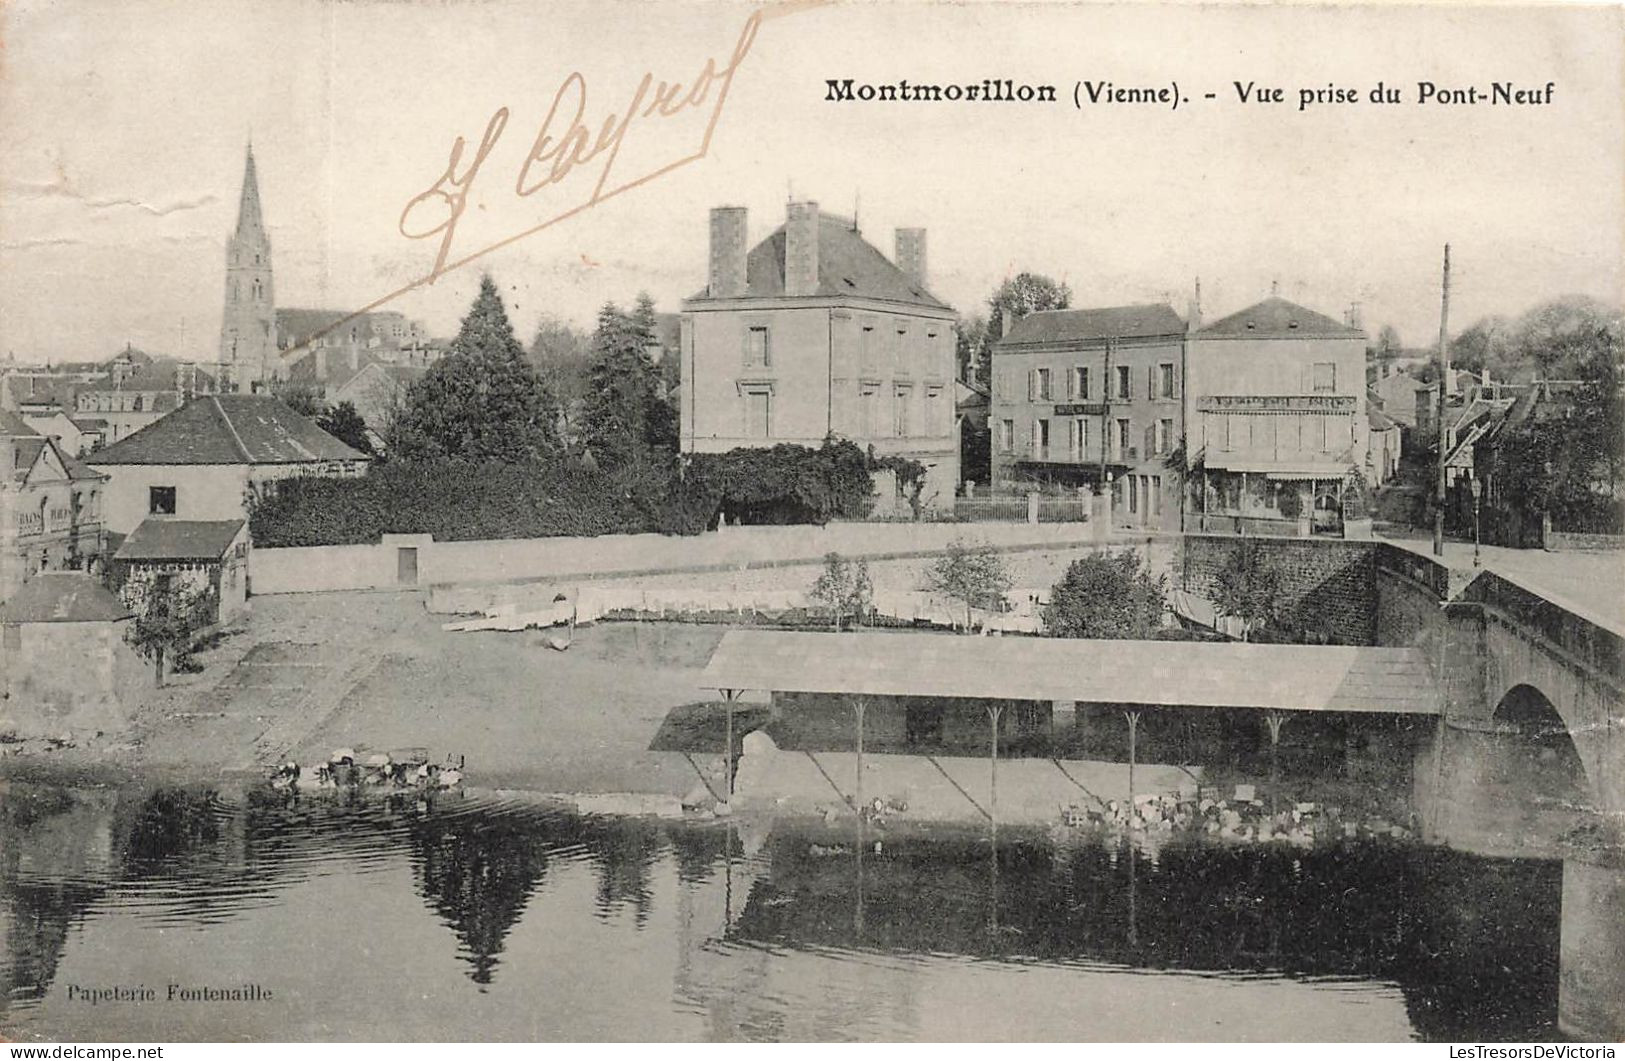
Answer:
[
  {"xmin": 998, "ymin": 304, "xmax": 1186, "ymax": 347},
  {"xmin": 115, "ymin": 519, "xmax": 247, "ymax": 562},
  {"xmin": 0, "ymin": 409, "xmax": 39, "ymax": 437},
  {"xmin": 688, "ymin": 212, "xmax": 950, "ymax": 311},
  {"xmin": 1196, "ymin": 296, "xmax": 1364, "ymax": 340},
  {"xmin": 10, "ymin": 436, "xmax": 105, "ymax": 486},
  {"xmin": 79, "ymin": 359, "xmax": 218, "ymax": 395},
  {"xmin": 0, "ymin": 572, "xmax": 134, "ymax": 624},
  {"xmin": 88, "ymin": 394, "xmax": 368, "ymax": 466},
  {"xmin": 701, "ymin": 630, "xmax": 1443, "ymax": 715}
]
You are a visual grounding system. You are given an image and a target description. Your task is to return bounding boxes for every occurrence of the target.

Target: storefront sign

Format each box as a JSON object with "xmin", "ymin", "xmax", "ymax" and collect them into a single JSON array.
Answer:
[
  {"xmin": 1053, "ymin": 403, "xmax": 1106, "ymax": 416},
  {"xmin": 1198, "ymin": 395, "xmax": 1355, "ymax": 412}
]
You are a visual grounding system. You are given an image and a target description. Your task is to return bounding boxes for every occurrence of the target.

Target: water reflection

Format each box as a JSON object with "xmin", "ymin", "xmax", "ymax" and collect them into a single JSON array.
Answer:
[{"xmin": 0, "ymin": 779, "xmax": 1599, "ymax": 1041}]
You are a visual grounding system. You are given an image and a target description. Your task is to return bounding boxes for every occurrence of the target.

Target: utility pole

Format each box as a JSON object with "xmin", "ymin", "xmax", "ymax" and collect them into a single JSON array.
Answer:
[
  {"xmin": 1433, "ymin": 244, "xmax": 1451, "ymax": 557},
  {"xmin": 1099, "ymin": 337, "xmax": 1113, "ymax": 493}
]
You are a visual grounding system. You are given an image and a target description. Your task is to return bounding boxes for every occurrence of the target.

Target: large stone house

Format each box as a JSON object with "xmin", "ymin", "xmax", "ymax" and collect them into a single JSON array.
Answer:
[
  {"xmin": 86, "ymin": 394, "xmax": 368, "ymax": 536},
  {"xmin": 989, "ymin": 304, "xmax": 1189, "ymax": 529},
  {"xmin": 1184, "ymin": 296, "xmax": 1368, "ymax": 533},
  {"xmin": 679, "ymin": 201, "xmax": 959, "ymax": 511}
]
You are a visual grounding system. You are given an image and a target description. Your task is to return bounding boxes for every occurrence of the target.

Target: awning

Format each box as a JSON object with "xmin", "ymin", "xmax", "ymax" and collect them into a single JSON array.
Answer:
[
  {"xmin": 1203, "ymin": 456, "xmax": 1351, "ymax": 479},
  {"xmin": 701, "ymin": 630, "xmax": 1443, "ymax": 716}
]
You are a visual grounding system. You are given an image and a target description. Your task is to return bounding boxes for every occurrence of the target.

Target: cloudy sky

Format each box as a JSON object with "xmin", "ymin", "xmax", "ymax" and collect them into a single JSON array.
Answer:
[{"xmin": 1, "ymin": 0, "xmax": 1620, "ymax": 363}]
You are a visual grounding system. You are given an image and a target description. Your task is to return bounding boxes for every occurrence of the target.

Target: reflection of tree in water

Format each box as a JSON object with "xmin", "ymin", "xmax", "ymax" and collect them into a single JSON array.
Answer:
[
  {"xmin": 578, "ymin": 817, "xmax": 664, "ymax": 927},
  {"xmin": 409, "ymin": 816, "xmax": 551, "ymax": 986},
  {"xmin": 666, "ymin": 823, "xmax": 729, "ymax": 885},
  {"xmin": 1398, "ymin": 850, "xmax": 1562, "ymax": 1042},
  {"xmin": 0, "ymin": 787, "xmax": 111, "ymax": 1009},
  {"xmin": 119, "ymin": 788, "xmax": 223, "ymax": 874},
  {"xmin": 734, "ymin": 828, "xmax": 1564, "ymax": 1039}
]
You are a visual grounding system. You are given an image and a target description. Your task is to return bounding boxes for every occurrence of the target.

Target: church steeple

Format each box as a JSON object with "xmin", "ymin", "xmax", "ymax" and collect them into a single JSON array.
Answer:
[
  {"xmin": 235, "ymin": 142, "xmax": 265, "ymax": 238},
  {"xmin": 219, "ymin": 144, "xmax": 277, "ymax": 387}
]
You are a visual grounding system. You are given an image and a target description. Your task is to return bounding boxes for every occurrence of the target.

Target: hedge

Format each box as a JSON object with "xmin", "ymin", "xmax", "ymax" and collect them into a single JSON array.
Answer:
[{"xmin": 246, "ymin": 439, "xmax": 888, "ymax": 547}]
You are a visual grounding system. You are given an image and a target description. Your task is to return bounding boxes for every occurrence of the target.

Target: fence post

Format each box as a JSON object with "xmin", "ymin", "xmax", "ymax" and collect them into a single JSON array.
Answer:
[{"xmin": 1027, "ymin": 492, "xmax": 1039, "ymax": 525}]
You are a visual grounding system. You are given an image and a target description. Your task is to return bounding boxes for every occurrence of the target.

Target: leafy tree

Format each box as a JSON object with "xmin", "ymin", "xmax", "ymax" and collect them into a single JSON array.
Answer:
[
  {"xmin": 923, "ymin": 539, "xmax": 1014, "ymax": 632},
  {"xmin": 1373, "ymin": 324, "xmax": 1403, "ymax": 363},
  {"xmin": 689, "ymin": 438, "xmax": 876, "ymax": 525},
  {"xmin": 316, "ymin": 400, "xmax": 374, "ymax": 455},
  {"xmin": 582, "ymin": 294, "xmax": 676, "ymax": 468},
  {"xmin": 280, "ymin": 385, "xmax": 325, "ymax": 419},
  {"xmin": 976, "ymin": 273, "xmax": 1072, "ymax": 388},
  {"xmin": 1043, "ymin": 551, "xmax": 1167, "ymax": 638},
  {"xmin": 810, "ymin": 552, "xmax": 873, "ymax": 631},
  {"xmin": 1514, "ymin": 296, "xmax": 1623, "ymax": 378},
  {"xmin": 955, "ymin": 313, "xmax": 987, "ymax": 383},
  {"xmin": 528, "ymin": 314, "xmax": 593, "ymax": 442},
  {"xmin": 1450, "ymin": 316, "xmax": 1516, "ymax": 379},
  {"xmin": 387, "ymin": 275, "xmax": 561, "ymax": 462},
  {"xmin": 1212, "ymin": 540, "xmax": 1284, "ymax": 641},
  {"xmin": 1488, "ymin": 318, "xmax": 1624, "ymax": 532},
  {"xmin": 126, "ymin": 583, "xmax": 216, "ymax": 686}
]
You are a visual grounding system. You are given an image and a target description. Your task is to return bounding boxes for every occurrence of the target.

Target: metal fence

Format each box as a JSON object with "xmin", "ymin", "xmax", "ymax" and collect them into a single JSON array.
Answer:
[{"xmin": 953, "ymin": 496, "xmax": 1091, "ymax": 524}]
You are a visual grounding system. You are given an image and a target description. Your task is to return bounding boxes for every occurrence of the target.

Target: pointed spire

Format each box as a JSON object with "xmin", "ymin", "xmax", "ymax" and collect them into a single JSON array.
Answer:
[{"xmin": 235, "ymin": 142, "xmax": 264, "ymax": 237}]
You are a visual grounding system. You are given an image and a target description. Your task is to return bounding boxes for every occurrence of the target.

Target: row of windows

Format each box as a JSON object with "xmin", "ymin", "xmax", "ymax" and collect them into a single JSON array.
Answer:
[
  {"xmin": 1015, "ymin": 363, "xmax": 1179, "ymax": 402},
  {"xmin": 739, "ymin": 323, "xmax": 946, "ymax": 372},
  {"xmin": 996, "ymin": 416, "xmax": 1175, "ymax": 459},
  {"xmin": 739, "ymin": 383, "xmax": 949, "ymax": 440},
  {"xmin": 999, "ymin": 361, "xmax": 1341, "ymax": 402}
]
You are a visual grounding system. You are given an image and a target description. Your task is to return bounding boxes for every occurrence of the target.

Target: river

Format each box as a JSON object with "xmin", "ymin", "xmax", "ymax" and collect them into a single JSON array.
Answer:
[{"xmin": 0, "ymin": 778, "xmax": 1585, "ymax": 1042}]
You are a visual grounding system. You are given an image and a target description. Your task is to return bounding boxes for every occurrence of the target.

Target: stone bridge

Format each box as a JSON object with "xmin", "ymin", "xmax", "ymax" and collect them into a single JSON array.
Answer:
[{"xmin": 1374, "ymin": 544, "xmax": 1624, "ymax": 820}]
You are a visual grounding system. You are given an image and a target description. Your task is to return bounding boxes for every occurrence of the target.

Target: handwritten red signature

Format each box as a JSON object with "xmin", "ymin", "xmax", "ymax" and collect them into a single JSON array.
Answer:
[{"xmin": 282, "ymin": 1, "xmax": 822, "ymax": 363}]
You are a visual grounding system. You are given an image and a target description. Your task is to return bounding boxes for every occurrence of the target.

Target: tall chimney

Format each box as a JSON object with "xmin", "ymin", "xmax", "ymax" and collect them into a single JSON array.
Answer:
[
  {"xmin": 895, "ymin": 228, "xmax": 927, "ymax": 290},
  {"xmin": 1186, "ymin": 277, "xmax": 1203, "ymax": 333},
  {"xmin": 708, "ymin": 206, "xmax": 748, "ymax": 299},
  {"xmin": 784, "ymin": 201, "xmax": 820, "ymax": 297}
]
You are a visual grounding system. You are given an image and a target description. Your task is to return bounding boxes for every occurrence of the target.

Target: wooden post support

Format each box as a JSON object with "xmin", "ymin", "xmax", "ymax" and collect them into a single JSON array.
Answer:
[
  {"xmin": 720, "ymin": 689, "xmax": 740, "ymax": 798},
  {"xmin": 851, "ymin": 696, "xmax": 867, "ymax": 814},
  {"xmin": 987, "ymin": 703, "xmax": 1004, "ymax": 826},
  {"xmin": 1265, "ymin": 710, "xmax": 1287, "ymax": 814},
  {"xmin": 1124, "ymin": 710, "xmax": 1142, "ymax": 811}
]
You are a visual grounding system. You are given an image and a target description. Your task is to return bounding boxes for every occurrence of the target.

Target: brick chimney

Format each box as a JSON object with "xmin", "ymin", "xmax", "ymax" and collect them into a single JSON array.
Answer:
[
  {"xmin": 708, "ymin": 206, "xmax": 748, "ymax": 298},
  {"xmin": 1186, "ymin": 278, "xmax": 1203, "ymax": 333},
  {"xmin": 895, "ymin": 228, "xmax": 927, "ymax": 290},
  {"xmin": 784, "ymin": 201, "xmax": 820, "ymax": 297}
]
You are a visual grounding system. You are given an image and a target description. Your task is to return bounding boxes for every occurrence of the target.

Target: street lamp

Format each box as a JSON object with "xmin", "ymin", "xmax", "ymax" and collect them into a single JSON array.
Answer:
[{"xmin": 1470, "ymin": 476, "xmax": 1483, "ymax": 567}]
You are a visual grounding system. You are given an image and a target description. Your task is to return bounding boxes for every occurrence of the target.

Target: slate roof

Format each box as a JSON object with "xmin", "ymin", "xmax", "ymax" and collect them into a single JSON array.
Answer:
[
  {"xmin": 115, "ymin": 519, "xmax": 246, "ymax": 562},
  {"xmin": 702, "ymin": 630, "xmax": 1443, "ymax": 715},
  {"xmin": 999, "ymin": 304, "xmax": 1186, "ymax": 347},
  {"xmin": 688, "ymin": 212, "xmax": 950, "ymax": 310},
  {"xmin": 87, "ymin": 394, "xmax": 368, "ymax": 466},
  {"xmin": 79, "ymin": 359, "xmax": 218, "ymax": 395},
  {"xmin": 0, "ymin": 572, "xmax": 134, "ymax": 624},
  {"xmin": 1196, "ymin": 296, "xmax": 1364, "ymax": 339},
  {"xmin": 1, "ymin": 409, "xmax": 40, "ymax": 437}
]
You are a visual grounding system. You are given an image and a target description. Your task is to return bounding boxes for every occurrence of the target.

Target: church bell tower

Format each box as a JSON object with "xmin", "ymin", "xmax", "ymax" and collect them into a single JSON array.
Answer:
[{"xmin": 218, "ymin": 144, "xmax": 277, "ymax": 387}]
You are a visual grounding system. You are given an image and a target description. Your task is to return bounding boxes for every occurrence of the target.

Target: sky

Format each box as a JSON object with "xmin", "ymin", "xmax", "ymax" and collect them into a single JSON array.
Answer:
[{"xmin": 0, "ymin": 0, "xmax": 1620, "ymax": 364}]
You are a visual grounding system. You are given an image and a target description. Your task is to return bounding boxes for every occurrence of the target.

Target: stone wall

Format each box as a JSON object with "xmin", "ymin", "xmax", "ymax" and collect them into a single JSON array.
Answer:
[
  {"xmin": 1178, "ymin": 534, "xmax": 1378, "ymax": 644},
  {"xmin": 1546, "ymin": 531, "xmax": 1625, "ymax": 552}
]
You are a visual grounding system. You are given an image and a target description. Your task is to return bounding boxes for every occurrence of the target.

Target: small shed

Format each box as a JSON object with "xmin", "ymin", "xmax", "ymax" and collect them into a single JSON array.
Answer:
[
  {"xmin": 0, "ymin": 571, "xmax": 145, "ymax": 737},
  {"xmin": 113, "ymin": 519, "xmax": 251, "ymax": 627}
]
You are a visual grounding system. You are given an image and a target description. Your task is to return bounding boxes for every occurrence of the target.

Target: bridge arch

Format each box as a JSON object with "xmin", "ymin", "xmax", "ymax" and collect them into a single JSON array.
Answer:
[
  {"xmin": 1489, "ymin": 683, "xmax": 1590, "ymax": 808},
  {"xmin": 1481, "ymin": 614, "xmax": 1620, "ymax": 815}
]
